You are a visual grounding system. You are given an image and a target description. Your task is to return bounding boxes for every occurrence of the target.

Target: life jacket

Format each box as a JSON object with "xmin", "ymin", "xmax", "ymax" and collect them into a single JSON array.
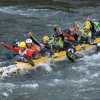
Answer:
[
  {"xmin": 32, "ymin": 45, "xmax": 40, "ymax": 55},
  {"xmin": 67, "ymin": 35, "xmax": 75, "ymax": 41},
  {"xmin": 84, "ymin": 31, "xmax": 92, "ymax": 37},
  {"xmin": 49, "ymin": 38, "xmax": 63, "ymax": 47},
  {"xmin": 27, "ymin": 45, "xmax": 40, "ymax": 56},
  {"xmin": 93, "ymin": 22, "xmax": 100, "ymax": 28},
  {"xmin": 19, "ymin": 49, "xmax": 32, "ymax": 58}
]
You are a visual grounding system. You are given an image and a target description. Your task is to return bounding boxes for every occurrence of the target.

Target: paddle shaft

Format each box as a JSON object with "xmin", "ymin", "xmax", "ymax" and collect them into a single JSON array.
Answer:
[
  {"xmin": 29, "ymin": 35, "xmax": 52, "ymax": 50},
  {"xmin": 30, "ymin": 36, "xmax": 41, "ymax": 46},
  {"xmin": 24, "ymin": 56, "xmax": 34, "ymax": 66}
]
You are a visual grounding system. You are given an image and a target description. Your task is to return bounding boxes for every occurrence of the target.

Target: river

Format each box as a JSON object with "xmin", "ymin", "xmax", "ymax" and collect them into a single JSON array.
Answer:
[{"xmin": 0, "ymin": 0, "xmax": 100, "ymax": 100}]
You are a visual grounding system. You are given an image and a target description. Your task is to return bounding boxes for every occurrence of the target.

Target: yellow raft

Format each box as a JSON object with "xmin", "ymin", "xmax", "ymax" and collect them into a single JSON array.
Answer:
[{"xmin": 0, "ymin": 38, "xmax": 100, "ymax": 76}]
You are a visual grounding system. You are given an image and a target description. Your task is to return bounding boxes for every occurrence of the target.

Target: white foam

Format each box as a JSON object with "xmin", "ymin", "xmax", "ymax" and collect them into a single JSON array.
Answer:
[
  {"xmin": 0, "ymin": 61, "xmax": 8, "ymax": 65},
  {"xmin": 0, "ymin": 83, "xmax": 15, "ymax": 89},
  {"xmin": 47, "ymin": 79, "xmax": 64, "ymax": 86},
  {"xmin": 89, "ymin": 72, "xmax": 100, "ymax": 79},
  {"xmin": 82, "ymin": 53, "xmax": 100, "ymax": 61},
  {"xmin": 3, "ymin": 92, "xmax": 9, "ymax": 97},
  {"xmin": 68, "ymin": 78, "xmax": 89, "ymax": 85},
  {"xmin": 36, "ymin": 63, "xmax": 52, "ymax": 72},
  {"xmin": 0, "ymin": 6, "xmax": 64, "ymax": 18},
  {"xmin": 53, "ymin": 79, "xmax": 64, "ymax": 84},
  {"xmin": 47, "ymin": 83, "xmax": 56, "ymax": 86},
  {"xmin": 21, "ymin": 83, "xmax": 39, "ymax": 88}
]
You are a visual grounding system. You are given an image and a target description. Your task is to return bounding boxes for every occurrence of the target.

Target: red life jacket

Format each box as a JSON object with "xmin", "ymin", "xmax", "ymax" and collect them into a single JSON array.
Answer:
[
  {"xmin": 68, "ymin": 35, "xmax": 75, "ymax": 41},
  {"xmin": 18, "ymin": 49, "xmax": 32, "ymax": 58},
  {"xmin": 27, "ymin": 44, "xmax": 40, "ymax": 56}
]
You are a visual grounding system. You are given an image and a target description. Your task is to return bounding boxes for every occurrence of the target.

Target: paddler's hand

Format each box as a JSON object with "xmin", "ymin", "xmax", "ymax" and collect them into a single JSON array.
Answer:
[
  {"xmin": 40, "ymin": 44, "xmax": 45, "ymax": 48},
  {"xmin": 28, "ymin": 32, "xmax": 33, "ymax": 37},
  {"xmin": 20, "ymin": 54, "xmax": 25, "ymax": 57},
  {"xmin": 31, "ymin": 49, "xmax": 35, "ymax": 53},
  {"xmin": 0, "ymin": 42, "xmax": 4, "ymax": 45},
  {"xmin": 74, "ymin": 21, "xmax": 80, "ymax": 29}
]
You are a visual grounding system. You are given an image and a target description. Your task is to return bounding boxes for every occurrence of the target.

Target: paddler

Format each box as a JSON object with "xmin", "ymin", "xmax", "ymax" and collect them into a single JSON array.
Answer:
[
  {"xmin": 49, "ymin": 34, "xmax": 64, "ymax": 52},
  {"xmin": 74, "ymin": 21, "xmax": 93, "ymax": 44},
  {"xmin": 51, "ymin": 25, "xmax": 62, "ymax": 38},
  {"xmin": 62, "ymin": 29, "xmax": 77, "ymax": 52},
  {"xmin": 70, "ymin": 27, "xmax": 79, "ymax": 42},
  {"xmin": 62, "ymin": 29, "xmax": 71, "ymax": 50},
  {"xmin": 28, "ymin": 32, "xmax": 52, "ymax": 57},
  {"xmin": 25, "ymin": 38, "xmax": 40, "ymax": 59},
  {"xmin": 40, "ymin": 36, "xmax": 52, "ymax": 57},
  {"xmin": 93, "ymin": 20, "xmax": 100, "ymax": 36},
  {"xmin": 68, "ymin": 27, "xmax": 77, "ymax": 41},
  {"xmin": 84, "ymin": 24, "xmax": 93, "ymax": 44},
  {"xmin": 85, "ymin": 16, "xmax": 95, "ymax": 36},
  {"xmin": 17, "ymin": 42, "xmax": 32, "ymax": 62},
  {"xmin": 85, "ymin": 16, "xmax": 100, "ymax": 36},
  {"xmin": 0, "ymin": 41, "xmax": 32, "ymax": 62},
  {"xmin": 78, "ymin": 25, "xmax": 92, "ymax": 44},
  {"xmin": 49, "ymin": 25, "xmax": 65, "ymax": 52}
]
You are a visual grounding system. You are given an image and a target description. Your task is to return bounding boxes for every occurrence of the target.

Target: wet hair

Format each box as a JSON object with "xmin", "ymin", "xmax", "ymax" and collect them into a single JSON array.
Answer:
[
  {"xmin": 12, "ymin": 40, "xmax": 19, "ymax": 47},
  {"xmin": 54, "ymin": 25, "xmax": 60, "ymax": 32},
  {"xmin": 54, "ymin": 27, "xmax": 57, "ymax": 32},
  {"xmin": 63, "ymin": 29, "xmax": 70, "ymax": 34}
]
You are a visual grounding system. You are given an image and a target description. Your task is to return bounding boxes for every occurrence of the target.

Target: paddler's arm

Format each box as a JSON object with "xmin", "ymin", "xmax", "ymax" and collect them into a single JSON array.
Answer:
[
  {"xmin": 0, "ymin": 42, "xmax": 19, "ymax": 52},
  {"xmin": 28, "ymin": 32, "xmax": 41, "ymax": 46},
  {"xmin": 58, "ymin": 34, "xmax": 64, "ymax": 41},
  {"xmin": 28, "ymin": 32, "xmax": 52, "ymax": 50},
  {"xmin": 0, "ymin": 42, "xmax": 20, "ymax": 53},
  {"xmin": 0, "ymin": 42, "xmax": 13, "ymax": 50},
  {"xmin": 44, "ymin": 43, "xmax": 52, "ymax": 49}
]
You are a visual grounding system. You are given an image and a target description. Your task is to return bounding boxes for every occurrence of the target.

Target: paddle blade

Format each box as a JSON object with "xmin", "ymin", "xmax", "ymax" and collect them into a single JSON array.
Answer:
[
  {"xmin": 25, "ymin": 57, "xmax": 34, "ymax": 66},
  {"xmin": 66, "ymin": 51, "xmax": 76, "ymax": 62}
]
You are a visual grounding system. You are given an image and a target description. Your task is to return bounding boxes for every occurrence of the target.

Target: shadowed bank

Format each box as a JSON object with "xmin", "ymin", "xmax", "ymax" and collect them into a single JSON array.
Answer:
[{"xmin": 0, "ymin": 0, "xmax": 99, "ymax": 7}]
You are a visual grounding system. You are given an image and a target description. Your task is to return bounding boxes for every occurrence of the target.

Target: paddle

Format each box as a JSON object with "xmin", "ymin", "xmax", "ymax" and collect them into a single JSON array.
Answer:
[
  {"xmin": 66, "ymin": 40, "xmax": 96, "ymax": 62},
  {"xmin": 28, "ymin": 32, "xmax": 56, "ymax": 58},
  {"xmin": 66, "ymin": 50, "xmax": 76, "ymax": 62},
  {"xmin": 50, "ymin": 32, "xmax": 55, "ymax": 39},
  {"xmin": 28, "ymin": 32, "xmax": 41, "ymax": 46},
  {"xmin": 28, "ymin": 32, "xmax": 52, "ymax": 49},
  {"xmin": 24, "ymin": 56, "xmax": 34, "ymax": 66}
]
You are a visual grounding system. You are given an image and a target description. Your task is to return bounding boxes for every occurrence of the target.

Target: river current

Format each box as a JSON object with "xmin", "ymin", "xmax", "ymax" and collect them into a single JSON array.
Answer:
[{"xmin": 0, "ymin": 0, "xmax": 100, "ymax": 100}]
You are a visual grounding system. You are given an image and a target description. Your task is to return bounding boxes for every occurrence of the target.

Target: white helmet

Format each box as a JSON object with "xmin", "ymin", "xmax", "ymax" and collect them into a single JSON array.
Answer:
[
  {"xmin": 26, "ymin": 39, "xmax": 32, "ymax": 44},
  {"xmin": 97, "ymin": 43, "xmax": 100, "ymax": 47},
  {"xmin": 68, "ymin": 48, "xmax": 74, "ymax": 53}
]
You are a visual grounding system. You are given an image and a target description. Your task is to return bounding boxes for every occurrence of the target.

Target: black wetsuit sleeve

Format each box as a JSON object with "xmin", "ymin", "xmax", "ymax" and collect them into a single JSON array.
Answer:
[
  {"xmin": 90, "ymin": 21, "xmax": 96, "ymax": 34},
  {"xmin": 55, "ymin": 34, "xmax": 64, "ymax": 41},
  {"xmin": 29, "ymin": 36, "xmax": 41, "ymax": 46}
]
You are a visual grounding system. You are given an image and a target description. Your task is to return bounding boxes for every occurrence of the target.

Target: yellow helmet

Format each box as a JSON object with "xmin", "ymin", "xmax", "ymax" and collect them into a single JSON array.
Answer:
[
  {"xmin": 19, "ymin": 42, "xmax": 26, "ymax": 48},
  {"xmin": 42, "ymin": 36, "xmax": 49, "ymax": 41},
  {"xmin": 85, "ymin": 21, "xmax": 91, "ymax": 26},
  {"xmin": 85, "ymin": 25, "xmax": 91, "ymax": 30}
]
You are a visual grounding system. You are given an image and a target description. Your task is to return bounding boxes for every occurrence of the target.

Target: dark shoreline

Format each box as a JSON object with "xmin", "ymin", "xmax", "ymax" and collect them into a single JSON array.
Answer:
[{"xmin": 0, "ymin": 0, "xmax": 54, "ymax": 5}]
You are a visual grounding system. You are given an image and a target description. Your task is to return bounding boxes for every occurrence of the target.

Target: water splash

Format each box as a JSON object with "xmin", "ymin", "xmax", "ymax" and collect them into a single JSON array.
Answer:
[
  {"xmin": 0, "ymin": 6, "xmax": 65, "ymax": 18},
  {"xmin": 0, "ymin": 61, "xmax": 8, "ymax": 66},
  {"xmin": 21, "ymin": 83, "xmax": 39, "ymax": 89},
  {"xmin": 36, "ymin": 62, "xmax": 52, "ymax": 72}
]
